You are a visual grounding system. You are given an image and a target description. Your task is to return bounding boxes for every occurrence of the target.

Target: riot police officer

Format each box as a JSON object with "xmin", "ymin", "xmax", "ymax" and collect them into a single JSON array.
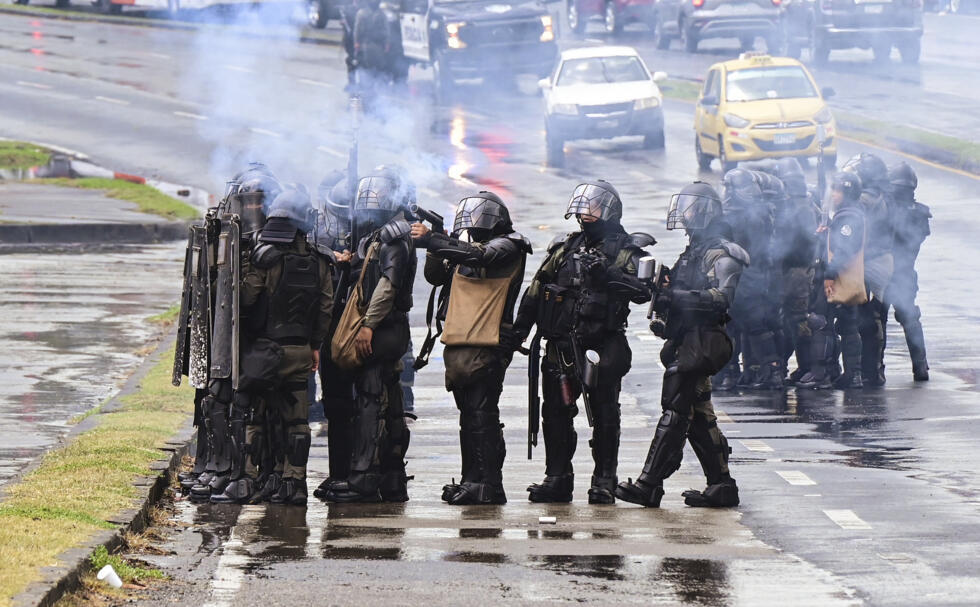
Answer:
[
  {"xmin": 323, "ymin": 167, "xmax": 417, "ymax": 503},
  {"xmin": 843, "ymin": 152, "xmax": 894, "ymax": 386},
  {"xmin": 616, "ymin": 181, "xmax": 747, "ymax": 508},
  {"xmin": 886, "ymin": 162, "xmax": 931, "ymax": 380},
  {"xmin": 213, "ymin": 186, "xmax": 334, "ymax": 505},
  {"xmin": 720, "ymin": 168, "xmax": 783, "ymax": 390},
  {"xmin": 411, "ymin": 191, "xmax": 532, "ymax": 504},
  {"xmin": 308, "ymin": 172, "xmax": 359, "ymax": 499},
  {"xmin": 353, "ymin": 0, "xmax": 390, "ymax": 92},
  {"xmin": 798, "ymin": 172, "xmax": 867, "ymax": 390},
  {"xmin": 513, "ymin": 180, "xmax": 653, "ymax": 504}
]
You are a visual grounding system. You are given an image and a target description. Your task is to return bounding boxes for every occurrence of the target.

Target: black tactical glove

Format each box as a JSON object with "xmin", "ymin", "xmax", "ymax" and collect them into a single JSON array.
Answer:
[{"xmin": 580, "ymin": 253, "xmax": 606, "ymax": 283}]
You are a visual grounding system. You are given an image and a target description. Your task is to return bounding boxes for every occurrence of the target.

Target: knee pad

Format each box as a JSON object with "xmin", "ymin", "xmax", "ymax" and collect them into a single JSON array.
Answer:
[
  {"xmin": 894, "ymin": 304, "xmax": 921, "ymax": 326},
  {"xmin": 286, "ymin": 432, "xmax": 311, "ymax": 468},
  {"xmin": 661, "ymin": 368, "xmax": 691, "ymax": 416}
]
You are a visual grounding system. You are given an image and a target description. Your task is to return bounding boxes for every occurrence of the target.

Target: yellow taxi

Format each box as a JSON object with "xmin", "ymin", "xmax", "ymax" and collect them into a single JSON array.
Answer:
[{"xmin": 694, "ymin": 53, "xmax": 838, "ymax": 172}]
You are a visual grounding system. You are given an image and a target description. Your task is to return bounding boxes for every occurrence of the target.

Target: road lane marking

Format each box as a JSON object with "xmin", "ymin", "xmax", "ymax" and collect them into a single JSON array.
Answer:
[
  {"xmin": 16, "ymin": 80, "xmax": 51, "ymax": 89},
  {"xmin": 837, "ymin": 133, "xmax": 980, "ymax": 182},
  {"xmin": 629, "ymin": 170, "xmax": 651, "ymax": 181},
  {"xmin": 94, "ymin": 95, "xmax": 129, "ymax": 105},
  {"xmin": 147, "ymin": 52, "xmax": 171, "ymax": 59},
  {"xmin": 739, "ymin": 439, "xmax": 773, "ymax": 452},
  {"xmin": 250, "ymin": 127, "xmax": 282, "ymax": 138},
  {"xmin": 316, "ymin": 145, "xmax": 345, "ymax": 158},
  {"xmin": 715, "ymin": 410, "xmax": 734, "ymax": 424},
  {"xmin": 174, "ymin": 111, "xmax": 208, "ymax": 120},
  {"xmin": 824, "ymin": 509, "xmax": 871, "ymax": 530},
  {"xmin": 298, "ymin": 78, "xmax": 332, "ymax": 88},
  {"xmin": 223, "ymin": 64, "xmax": 255, "ymax": 73},
  {"xmin": 202, "ymin": 506, "xmax": 263, "ymax": 607},
  {"xmin": 776, "ymin": 470, "xmax": 817, "ymax": 486},
  {"xmin": 804, "ymin": 493, "xmax": 822, "ymax": 497}
]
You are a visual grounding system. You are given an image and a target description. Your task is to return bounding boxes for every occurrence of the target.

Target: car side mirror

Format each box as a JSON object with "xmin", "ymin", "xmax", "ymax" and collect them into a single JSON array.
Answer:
[
  {"xmin": 822, "ymin": 86, "xmax": 835, "ymax": 99},
  {"xmin": 652, "ymin": 71, "xmax": 668, "ymax": 82},
  {"xmin": 538, "ymin": 78, "xmax": 552, "ymax": 90},
  {"xmin": 700, "ymin": 95, "xmax": 718, "ymax": 106}
]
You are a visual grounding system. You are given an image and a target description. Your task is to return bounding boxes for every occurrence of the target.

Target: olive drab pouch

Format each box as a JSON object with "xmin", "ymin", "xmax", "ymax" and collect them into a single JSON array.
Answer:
[
  {"xmin": 675, "ymin": 325, "xmax": 733, "ymax": 375},
  {"xmin": 238, "ymin": 338, "xmax": 284, "ymax": 394},
  {"xmin": 331, "ymin": 242, "xmax": 378, "ymax": 370},
  {"xmin": 441, "ymin": 261, "xmax": 520, "ymax": 347},
  {"xmin": 538, "ymin": 284, "xmax": 577, "ymax": 340}
]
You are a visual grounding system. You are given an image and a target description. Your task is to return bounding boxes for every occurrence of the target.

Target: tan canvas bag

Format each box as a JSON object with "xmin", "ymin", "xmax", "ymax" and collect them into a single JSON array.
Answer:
[
  {"xmin": 827, "ymin": 231, "xmax": 868, "ymax": 306},
  {"xmin": 331, "ymin": 243, "xmax": 378, "ymax": 370},
  {"xmin": 441, "ymin": 261, "xmax": 520, "ymax": 347}
]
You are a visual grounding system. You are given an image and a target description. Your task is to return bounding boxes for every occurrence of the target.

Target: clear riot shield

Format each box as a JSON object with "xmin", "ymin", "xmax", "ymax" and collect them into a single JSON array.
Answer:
[{"xmin": 172, "ymin": 227, "xmax": 196, "ymax": 386}]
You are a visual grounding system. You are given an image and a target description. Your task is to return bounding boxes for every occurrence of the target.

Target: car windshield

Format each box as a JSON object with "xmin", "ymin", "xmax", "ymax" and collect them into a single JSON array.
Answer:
[
  {"xmin": 556, "ymin": 56, "xmax": 649, "ymax": 86},
  {"xmin": 725, "ymin": 66, "xmax": 817, "ymax": 102}
]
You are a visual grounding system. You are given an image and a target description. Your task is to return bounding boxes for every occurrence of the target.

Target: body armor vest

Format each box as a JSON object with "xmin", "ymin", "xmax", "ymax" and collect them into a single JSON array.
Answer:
[{"xmin": 266, "ymin": 251, "xmax": 322, "ymax": 344}]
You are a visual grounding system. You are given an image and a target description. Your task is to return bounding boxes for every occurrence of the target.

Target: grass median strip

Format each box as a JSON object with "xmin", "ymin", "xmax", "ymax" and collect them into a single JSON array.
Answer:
[
  {"xmin": 0, "ymin": 349, "xmax": 192, "ymax": 607},
  {"xmin": 0, "ymin": 141, "xmax": 51, "ymax": 171},
  {"xmin": 35, "ymin": 178, "xmax": 200, "ymax": 221}
]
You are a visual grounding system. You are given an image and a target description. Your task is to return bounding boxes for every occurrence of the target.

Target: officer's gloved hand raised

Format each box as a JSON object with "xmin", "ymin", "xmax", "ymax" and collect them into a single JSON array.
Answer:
[
  {"xmin": 580, "ymin": 253, "xmax": 606, "ymax": 282},
  {"xmin": 410, "ymin": 222, "xmax": 430, "ymax": 244}
]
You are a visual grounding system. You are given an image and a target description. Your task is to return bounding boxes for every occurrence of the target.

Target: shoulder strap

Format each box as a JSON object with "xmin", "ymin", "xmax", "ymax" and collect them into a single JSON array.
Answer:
[
  {"xmin": 413, "ymin": 281, "xmax": 444, "ymax": 371},
  {"xmin": 353, "ymin": 241, "xmax": 378, "ymax": 311}
]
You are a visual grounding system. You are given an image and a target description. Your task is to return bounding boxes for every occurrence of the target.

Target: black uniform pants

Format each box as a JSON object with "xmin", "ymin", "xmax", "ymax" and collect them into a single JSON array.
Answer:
[
  {"xmin": 319, "ymin": 351, "xmax": 356, "ymax": 481},
  {"xmin": 540, "ymin": 333, "xmax": 631, "ymax": 486}
]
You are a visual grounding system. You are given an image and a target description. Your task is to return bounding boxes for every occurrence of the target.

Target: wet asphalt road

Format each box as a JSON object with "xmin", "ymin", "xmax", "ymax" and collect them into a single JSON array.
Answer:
[{"xmin": 1, "ymin": 10, "xmax": 980, "ymax": 605}]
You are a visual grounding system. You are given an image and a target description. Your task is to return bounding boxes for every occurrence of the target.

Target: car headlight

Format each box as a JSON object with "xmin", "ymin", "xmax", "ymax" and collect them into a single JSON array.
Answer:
[
  {"xmin": 552, "ymin": 103, "xmax": 578, "ymax": 115},
  {"xmin": 634, "ymin": 96, "xmax": 661, "ymax": 110},
  {"xmin": 540, "ymin": 15, "xmax": 554, "ymax": 42},
  {"xmin": 446, "ymin": 21, "xmax": 467, "ymax": 49},
  {"xmin": 814, "ymin": 107, "xmax": 833, "ymax": 124},
  {"xmin": 724, "ymin": 113, "xmax": 750, "ymax": 128}
]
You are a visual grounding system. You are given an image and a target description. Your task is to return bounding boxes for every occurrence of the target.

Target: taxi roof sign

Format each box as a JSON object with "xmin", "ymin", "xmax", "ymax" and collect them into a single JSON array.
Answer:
[{"xmin": 738, "ymin": 51, "xmax": 772, "ymax": 63}]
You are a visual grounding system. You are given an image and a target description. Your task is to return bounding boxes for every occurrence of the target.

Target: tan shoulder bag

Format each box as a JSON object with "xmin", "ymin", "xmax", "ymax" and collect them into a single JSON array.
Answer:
[
  {"xmin": 441, "ymin": 260, "xmax": 520, "ymax": 347},
  {"xmin": 331, "ymin": 243, "xmax": 377, "ymax": 370}
]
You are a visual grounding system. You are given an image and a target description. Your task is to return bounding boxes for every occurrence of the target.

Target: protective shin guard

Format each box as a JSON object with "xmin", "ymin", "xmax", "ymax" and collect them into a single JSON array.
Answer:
[
  {"xmin": 687, "ymin": 418, "xmax": 731, "ymax": 485},
  {"xmin": 588, "ymin": 415, "xmax": 621, "ymax": 504},
  {"xmin": 837, "ymin": 334, "xmax": 864, "ymax": 389},
  {"xmin": 903, "ymin": 320, "xmax": 929, "ymax": 380}
]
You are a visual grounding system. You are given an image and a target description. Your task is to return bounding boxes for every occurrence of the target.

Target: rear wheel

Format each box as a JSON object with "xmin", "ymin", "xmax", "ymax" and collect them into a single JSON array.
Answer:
[
  {"xmin": 546, "ymin": 128, "xmax": 565, "ymax": 167},
  {"xmin": 567, "ymin": 0, "xmax": 585, "ymax": 34},
  {"xmin": 872, "ymin": 41, "xmax": 892, "ymax": 63},
  {"xmin": 681, "ymin": 19, "xmax": 699, "ymax": 52},
  {"xmin": 898, "ymin": 38, "xmax": 921, "ymax": 64},
  {"xmin": 307, "ymin": 0, "xmax": 328, "ymax": 28},
  {"xmin": 695, "ymin": 135, "xmax": 714, "ymax": 170},
  {"xmin": 604, "ymin": 1, "xmax": 623, "ymax": 35}
]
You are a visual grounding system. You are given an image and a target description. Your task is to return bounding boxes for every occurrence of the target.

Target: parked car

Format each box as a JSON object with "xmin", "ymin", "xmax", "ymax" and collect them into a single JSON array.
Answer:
[
  {"xmin": 566, "ymin": 0, "xmax": 658, "ymax": 35},
  {"xmin": 780, "ymin": 0, "xmax": 923, "ymax": 64},
  {"xmin": 694, "ymin": 53, "xmax": 837, "ymax": 171},
  {"xmin": 540, "ymin": 46, "xmax": 667, "ymax": 166},
  {"xmin": 652, "ymin": 0, "xmax": 783, "ymax": 53}
]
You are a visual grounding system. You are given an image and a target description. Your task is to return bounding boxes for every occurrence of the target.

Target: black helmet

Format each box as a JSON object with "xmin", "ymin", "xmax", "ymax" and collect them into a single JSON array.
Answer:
[
  {"xmin": 565, "ymin": 180, "xmax": 623, "ymax": 224},
  {"xmin": 832, "ymin": 171, "xmax": 863, "ymax": 203},
  {"xmin": 667, "ymin": 181, "xmax": 722, "ymax": 231},
  {"xmin": 316, "ymin": 171, "xmax": 351, "ymax": 218},
  {"xmin": 722, "ymin": 168, "xmax": 761, "ymax": 207},
  {"xmin": 453, "ymin": 190, "xmax": 512, "ymax": 236},
  {"xmin": 842, "ymin": 152, "xmax": 888, "ymax": 191},
  {"xmin": 261, "ymin": 186, "xmax": 312, "ymax": 243},
  {"xmin": 888, "ymin": 161, "xmax": 918, "ymax": 190},
  {"xmin": 309, "ymin": 208, "xmax": 350, "ymax": 254},
  {"xmin": 774, "ymin": 157, "xmax": 807, "ymax": 198},
  {"xmin": 226, "ymin": 162, "xmax": 278, "ymax": 198},
  {"xmin": 354, "ymin": 166, "xmax": 415, "ymax": 234}
]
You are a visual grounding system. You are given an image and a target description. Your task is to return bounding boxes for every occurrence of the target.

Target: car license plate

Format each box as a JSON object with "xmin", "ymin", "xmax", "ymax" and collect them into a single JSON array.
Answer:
[
  {"xmin": 598, "ymin": 120, "xmax": 618, "ymax": 129},
  {"xmin": 773, "ymin": 133, "xmax": 795, "ymax": 145},
  {"xmin": 864, "ymin": 4, "xmax": 884, "ymax": 13}
]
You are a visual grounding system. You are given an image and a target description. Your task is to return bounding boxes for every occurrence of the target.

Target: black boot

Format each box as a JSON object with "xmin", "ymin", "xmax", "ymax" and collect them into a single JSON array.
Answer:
[
  {"xmin": 527, "ymin": 474, "xmax": 574, "ymax": 503},
  {"xmin": 450, "ymin": 426, "xmax": 506, "ymax": 505},
  {"xmin": 271, "ymin": 478, "xmax": 308, "ymax": 506},
  {"xmin": 835, "ymin": 334, "xmax": 864, "ymax": 389},
  {"xmin": 904, "ymin": 320, "xmax": 929, "ymax": 381},
  {"xmin": 615, "ymin": 408, "xmax": 688, "ymax": 508},
  {"xmin": 682, "ymin": 478, "xmax": 739, "ymax": 507},
  {"xmin": 210, "ymin": 477, "xmax": 259, "ymax": 504},
  {"xmin": 588, "ymin": 412, "xmax": 620, "ymax": 505},
  {"xmin": 614, "ymin": 478, "xmax": 665, "ymax": 507},
  {"xmin": 527, "ymin": 415, "xmax": 576, "ymax": 503},
  {"xmin": 258, "ymin": 471, "xmax": 283, "ymax": 503},
  {"xmin": 379, "ymin": 468, "xmax": 410, "ymax": 503},
  {"xmin": 797, "ymin": 332, "xmax": 833, "ymax": 390},
  {"xmin": 322, "ymin": 480, "xmax": 381, "ymax": 503}
]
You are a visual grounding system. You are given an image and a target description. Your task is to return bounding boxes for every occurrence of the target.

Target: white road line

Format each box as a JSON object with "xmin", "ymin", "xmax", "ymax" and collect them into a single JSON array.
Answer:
[
  {"xmin": 634, "ymin": 333, "xmax": 658, "ymax": 342},
  {"xmin": 250, "ymin": 127, "xmax": 282, "ymax": 138},
  {"xmin": 202, "ymin": 506, "xmax": 263, "ymax": 607},
  {"xmin": 629, "ymin": 169, "xmax": 651, "ymax": 181},
  {"xmin": 804, "ymin": 493, "xmax": 822, "ymax": 497},
  {"xmin": 824, "ymin": 509, "xmax": 872, "ymax": 530},
  {"xmin": 298, "ymin": 78, "xmax": 332, "ymax": 88},
  {"xmin": 316, "ymin": 145, "xmax": 345, "ymax": 158},
  {"xmin": 739, "ymin": 439, "xmax": 774, "ymax": 452},
  {"xmin": 94, "ymin": 95, "xmax": 129, "ymax": 105},
  {"xmin": 147, "ymin": 52, "xmax": 172, "ymax": 59},
  {"xmin": 174, "ymin": 111, "xmax": 208, "ymax": 121},
  {"xmin": 776, "ymin": 470, "xmax": 817, "ymax": 486},
  {"xmin": 223, "ymin": 64, "xmax": 255, "ymax": 73},
  {"xmin": 715, "ymin": 410, "xmax": 734, "ymax": 424},
  {"xmin": 16, "ymin": 80, "xmax": 51, "ymax": 90}
]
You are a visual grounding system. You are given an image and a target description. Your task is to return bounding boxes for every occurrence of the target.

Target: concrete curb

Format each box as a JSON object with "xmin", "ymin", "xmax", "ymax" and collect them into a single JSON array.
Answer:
[
  {"xmin": 0, "ymin": 220, "xmax": 192, "ymax": 247},
  {"xmin": 8, "ymin": 336, "xmax": 195, "ymax": 607}
]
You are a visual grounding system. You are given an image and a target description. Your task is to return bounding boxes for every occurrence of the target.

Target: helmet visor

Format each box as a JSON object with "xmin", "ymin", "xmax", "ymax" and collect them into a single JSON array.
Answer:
[
  {"xmin": 565, "ymin": 184, "xmax": 618, "ymax": 221},
  {"xmin": 454, "ymin": 196, "xmax": 505, "ymax": 233},
  {"xmin": 355, "ymin": 176, "xmax": 401, "ymax": 211},
  {"xmin": 667, "ymin": 193, "xmax": 717, "ymax": 231}
]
